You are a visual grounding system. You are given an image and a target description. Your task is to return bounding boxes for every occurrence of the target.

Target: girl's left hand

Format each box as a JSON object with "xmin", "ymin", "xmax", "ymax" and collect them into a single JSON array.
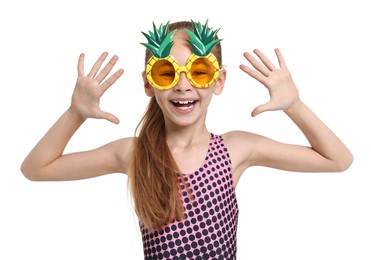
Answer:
[{"xmin": 240, "ymin": 48, "xmax": 299, "ymax": 117}]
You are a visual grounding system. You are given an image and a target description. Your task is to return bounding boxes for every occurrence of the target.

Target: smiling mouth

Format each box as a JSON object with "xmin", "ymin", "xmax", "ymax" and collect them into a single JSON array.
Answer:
[{"xmin": 171, "ymin": 100, "xmax": 197, "ymax": 110}]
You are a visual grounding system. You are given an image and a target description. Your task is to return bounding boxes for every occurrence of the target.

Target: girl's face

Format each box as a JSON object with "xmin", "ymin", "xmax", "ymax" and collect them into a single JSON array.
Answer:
[{"xmin": 144, "ymin": 30, "xmax": 226, "ymax": 129}]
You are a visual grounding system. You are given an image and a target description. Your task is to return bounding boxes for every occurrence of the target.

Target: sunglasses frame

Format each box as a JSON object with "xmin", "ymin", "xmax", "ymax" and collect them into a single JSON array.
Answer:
[{"xmin": 145, "ymin": 54, "xmax": 220, "ymax": 90}]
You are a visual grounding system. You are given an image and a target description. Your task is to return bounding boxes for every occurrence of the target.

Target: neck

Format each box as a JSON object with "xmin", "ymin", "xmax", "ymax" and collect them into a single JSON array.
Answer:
[{"xmin": 165, "ymin": 123, "xmax": 210, "ymax": 147}]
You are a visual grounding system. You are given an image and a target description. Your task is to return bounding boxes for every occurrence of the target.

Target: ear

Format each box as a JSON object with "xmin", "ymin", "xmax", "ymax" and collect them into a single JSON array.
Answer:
[
  {"xmin": 142, "ymin": 72, "xmax": 155, "ymax": 97},
  {"xmin": 213, "ymin": 69, "xmax": 226, "ymax": 95}
]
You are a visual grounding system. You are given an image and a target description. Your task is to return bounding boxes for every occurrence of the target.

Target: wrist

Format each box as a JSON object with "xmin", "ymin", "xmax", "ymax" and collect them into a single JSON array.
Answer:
[
  {"xmin": 68, "ymin": 104, "xmax": 87, "ymax": 124},
  {"xmin": 284, "ymin": 98, "xmax": 303, "ymax": 116}
]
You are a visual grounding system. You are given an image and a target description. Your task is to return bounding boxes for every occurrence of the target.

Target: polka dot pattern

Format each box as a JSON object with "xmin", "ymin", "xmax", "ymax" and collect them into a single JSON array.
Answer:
[{"xmin": 140, "ymin": 134, "xmax": 239, "ymax": 260}]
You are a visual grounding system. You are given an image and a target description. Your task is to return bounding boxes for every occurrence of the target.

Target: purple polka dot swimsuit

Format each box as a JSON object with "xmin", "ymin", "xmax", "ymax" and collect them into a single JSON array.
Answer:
[{"xmin": 140, "ymin": 134, "xmax": 239, "ymax": 260}]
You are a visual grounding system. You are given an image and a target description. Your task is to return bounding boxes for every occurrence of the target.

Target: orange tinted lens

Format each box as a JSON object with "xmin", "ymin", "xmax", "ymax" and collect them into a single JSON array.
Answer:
[
  {"xmin": 151, "ymin": 60, "xmax": 176, "ymax": 87},
  {"xmin": 190, "ymin": 58, "xmax": 216, "ymax": 85}
]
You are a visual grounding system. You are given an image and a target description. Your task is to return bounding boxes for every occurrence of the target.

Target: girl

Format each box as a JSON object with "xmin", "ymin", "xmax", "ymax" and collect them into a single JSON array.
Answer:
[{"xmin": 21, "ymin": 20, "xmax": 353, "ymax": 260}]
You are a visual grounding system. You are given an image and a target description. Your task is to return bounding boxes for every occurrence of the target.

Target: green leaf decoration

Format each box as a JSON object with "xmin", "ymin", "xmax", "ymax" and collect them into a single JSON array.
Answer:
[
  {"xmin": 140, "ymin": 21, "xmax": 177, "ymax": 58},
  {"xmin": 186, "ymin": 19, "xmax": 222, "ymax": 56}
]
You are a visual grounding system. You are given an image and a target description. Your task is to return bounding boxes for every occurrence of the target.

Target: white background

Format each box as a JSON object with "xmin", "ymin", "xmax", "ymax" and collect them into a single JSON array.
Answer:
[{"xmin": 1, "ymin": 0, "xmax": 370, "ymax": 259}]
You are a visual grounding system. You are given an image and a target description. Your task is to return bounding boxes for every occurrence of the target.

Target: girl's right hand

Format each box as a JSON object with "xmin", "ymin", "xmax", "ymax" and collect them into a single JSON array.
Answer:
[{"xmin": 71, "ymin": 52, "xmax": 124, "ymax": 124}]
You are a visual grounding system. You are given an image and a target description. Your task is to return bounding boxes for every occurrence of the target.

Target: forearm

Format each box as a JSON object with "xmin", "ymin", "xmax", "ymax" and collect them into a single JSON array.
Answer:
[
  {"xmin": 21, "ymin": 106, "xmax": 86, "ymax": 179},
  {"xmin": 284, "ymin": 100, "xmax": 353, "ymax": 171}
]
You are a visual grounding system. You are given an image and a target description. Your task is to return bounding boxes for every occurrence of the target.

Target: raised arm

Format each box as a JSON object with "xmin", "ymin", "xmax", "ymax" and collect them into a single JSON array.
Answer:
[
  {"xmin": 225, "ymin": 49, "xmax": 353, "ymax": 182},
  {"xmin": 20, "ymin": 52, "xmax": 131, "ymax": 181}
]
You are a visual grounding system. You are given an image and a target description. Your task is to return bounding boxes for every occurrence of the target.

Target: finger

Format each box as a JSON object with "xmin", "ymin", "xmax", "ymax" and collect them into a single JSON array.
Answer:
[
  {"xmin": 243, "ymin": 52, "xmax": 270, "ymax": 77},
  {"xmin": 274, "ymin": 48, "xmax": 287, "ymax": 69},
  {"xmin": 253, "ymin": 49, "xmax": 277, "ymax": 71},
  {"xmin": 95, "ymin": 55, "xmax": 119, "ymax": 84},
  {"xmin": 100, "ymin": 68, "xmax": 124, "ymax": 93},
  {"xmin": 87, "ymin": 52, "xmax": 109, "ymax": 78},
  {"xmin": 251, "ymin": 102, "xmax": 273, "ymax": 117},
  {"xmin": 239, "ymin": 64, "xmax": 267, "ymax": 86},
  {"xmin": 96, "ymin": 110, "xmax": 120, "ymax": 124},
  {"xmin": 77, "ymin": 53, "xmax": 85, "ymax": 76}
]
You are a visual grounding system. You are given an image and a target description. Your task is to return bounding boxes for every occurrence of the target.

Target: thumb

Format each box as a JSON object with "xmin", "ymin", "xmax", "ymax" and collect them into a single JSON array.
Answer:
[
  {"xmin": 251, "ymin": 102, "xmax": 272, "ymax": 117},
  {"xmin": 97, "ymin": 110, "xmax": 120, "ymax": 124}
]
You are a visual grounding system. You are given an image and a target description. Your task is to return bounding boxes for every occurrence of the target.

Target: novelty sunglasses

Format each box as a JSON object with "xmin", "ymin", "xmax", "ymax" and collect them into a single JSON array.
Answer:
[
  {"xmin": 141, "ymin": 20, "xmax": 223, "ymax": 90},
  {"xmin": 145, "ymin": 53, "xmax": 220, "ymax": 90}
]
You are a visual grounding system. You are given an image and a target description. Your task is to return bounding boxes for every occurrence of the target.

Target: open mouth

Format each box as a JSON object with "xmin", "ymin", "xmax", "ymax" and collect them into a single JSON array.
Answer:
[{"xmin": 171, "ymin": 100, "xmax": 197, "ymax": 110}]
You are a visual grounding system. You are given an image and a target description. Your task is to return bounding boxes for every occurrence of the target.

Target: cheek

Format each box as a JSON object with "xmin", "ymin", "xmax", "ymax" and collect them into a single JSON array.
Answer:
[
  {"xmin": 153, "ymin": 91, "xmax": 168, "ymax": 109},
  {"xmin": 200, "ymin": 89, "xmax": 215, "ymax": 103},
  {"xmin": 203, "ymin": 96, "xmax": 213, "ymax": 108}
]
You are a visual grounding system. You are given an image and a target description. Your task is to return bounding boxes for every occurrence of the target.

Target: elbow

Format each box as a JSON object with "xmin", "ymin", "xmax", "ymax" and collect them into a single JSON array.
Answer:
[
  {"xmin": 20, "ymin": 162, "xmax": 42, "ymax": 182},
  {"xmin": 334, "ymin": 152, "xmax": 354, "ymax": 172},
  {"xmin": 20, "ymin": 164, "xmax": 34, "ymax": 181}
]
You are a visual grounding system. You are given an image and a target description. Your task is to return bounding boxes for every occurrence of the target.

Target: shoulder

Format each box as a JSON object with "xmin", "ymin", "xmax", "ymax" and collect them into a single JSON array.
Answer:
[
  {"xmin": 102, "ymin": 137, "xmax": 136, "ymax": 173},
  {"xmin": 221, "ymin": 131, "xmax": 256, "ymax": 156},
  {"xmin": 221, "ymin": 130, "xmax": 261, "ymax": 148},
  {"xmin": 220, "ymin": 131, "xmax": 256, "ymax": 166},
  {"xmin": 221, "ymin": 130, "xmax": 280, "ymax": 158},
  {"xmin": 219, "ymin": 131, "xmax": 272, "ymax": 176}
]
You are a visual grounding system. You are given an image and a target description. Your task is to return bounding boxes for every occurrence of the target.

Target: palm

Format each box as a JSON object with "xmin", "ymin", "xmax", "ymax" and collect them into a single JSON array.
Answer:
[
  {"xmin": 240, "ymin": 48, "xmax": 299, "ymax": 117},
  {"xmin": 71, "ymin": 52, "xmax": 124, "ymax": 124},
  {"xmin": 73, "ymin": 75, "xmax": 105, "ymax": 117}
]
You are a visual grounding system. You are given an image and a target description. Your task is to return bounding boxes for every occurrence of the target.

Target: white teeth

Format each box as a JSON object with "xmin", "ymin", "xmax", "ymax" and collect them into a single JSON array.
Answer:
[
  {"xmin": 173, "ymin": 100, "xmax": 194, "ymax": 105},
  {"xmin": 178, "ymin": 105, "xmax": 193, "ymax": 110}
]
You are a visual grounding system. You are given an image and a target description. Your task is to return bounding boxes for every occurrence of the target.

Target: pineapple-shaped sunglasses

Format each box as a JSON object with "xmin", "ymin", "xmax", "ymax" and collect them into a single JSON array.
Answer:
[{"xmin": 141, "ymin": 20, "xmax": 222, "ymax": 90}]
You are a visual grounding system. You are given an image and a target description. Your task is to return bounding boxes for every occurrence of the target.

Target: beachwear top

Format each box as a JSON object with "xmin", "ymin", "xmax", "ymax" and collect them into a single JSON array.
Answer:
[{"xmin": 140, "ymin": 134, "xmax": 239, "ymax": 260}]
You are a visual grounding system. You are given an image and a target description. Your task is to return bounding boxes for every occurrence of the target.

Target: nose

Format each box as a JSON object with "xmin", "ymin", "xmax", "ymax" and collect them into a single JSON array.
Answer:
[{"xmin": 173, "ymin": 72, "xmax": 192, "ymax": 92}]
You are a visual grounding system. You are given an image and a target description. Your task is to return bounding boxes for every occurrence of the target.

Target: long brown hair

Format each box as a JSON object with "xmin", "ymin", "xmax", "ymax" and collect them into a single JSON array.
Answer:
[{"xmin": 128, "ymin": 20, "xmax": 222, "ymax": 230}]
